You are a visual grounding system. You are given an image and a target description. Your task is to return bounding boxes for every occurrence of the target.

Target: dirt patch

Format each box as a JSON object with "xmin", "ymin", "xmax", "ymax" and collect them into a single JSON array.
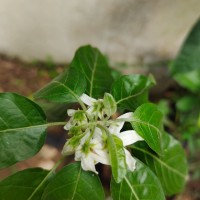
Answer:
[{"xmin": 0, "ymin": 55, "xmax": 65, "ymax": 95}]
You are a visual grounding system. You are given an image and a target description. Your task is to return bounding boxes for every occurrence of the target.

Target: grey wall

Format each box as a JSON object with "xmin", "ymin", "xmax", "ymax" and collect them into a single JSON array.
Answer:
[{"xmin": 0, "ymin": 0, "xmax": 199, "ymax": 63}]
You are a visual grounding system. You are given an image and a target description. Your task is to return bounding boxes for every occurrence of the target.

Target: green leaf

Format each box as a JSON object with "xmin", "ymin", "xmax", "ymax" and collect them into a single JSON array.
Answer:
[
  {"xmin": 70, "ymin": 45, "xmax": 113, "ymax": 98},
  {"xmin": 111, "ymin": 74, "xmax": 155, "ymax": 111},
  {"xmin": 107, "ymin": 134, "xmax": 127, "ymax": 183},
  {"xmin": 0, "ymin": 93, "xmax": 47, "ymax": 168},
  {"xmin": 42, "ymin": 162, "xmax": 105, "ymax": 200},
  {"xmin": 176, "ymin": 95, "xmax": 199, "ymax": 112},
  {"xmin": 34, "ymin": 67, "xmax": 86, "ymax": 103},
  {"xmin": 111, "ymin": 159, "xmax": 165, "ymax": 200},
  {"xmin": 131, "ymin": 103, "xmax": 163, "ymax": 155},
  {"xmin": 111, "ymin": 68, "xmax": 122, "ymax": 81},
  {"xmin": 173, "ymin": 70, "xmax": 200, "ymax": 92},
  {"xmin": 131, "ymin": 133, "xmax": 188, "ymax": 196},
  {"xmin": 0, "ymin": 168, "xmax": 51, "ymax": 200},
  {"xmin": 170, "ymin": 19, "xmax": 200, "ymax": 92}
]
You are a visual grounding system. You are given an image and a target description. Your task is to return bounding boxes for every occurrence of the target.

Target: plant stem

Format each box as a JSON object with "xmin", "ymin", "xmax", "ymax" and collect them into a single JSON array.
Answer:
[
  {"xmin": 97, "ymin": 123, "xmax": 110, "ymax": 136},
  {"xmin": 27, "ymin": 156, "xmax": 64, "ymax": 200},
  {"xmin": 47, "ymin": 121, "xmax": 67, "ymax": 127},
  {"xmin": 74, "ymin": 93, "xmax": 87, "ymax": 111},
  {"xmin": 77, "ymin": 98, "xmax": 87, "ymax": 111},
  {"xmin": 89, "ymin": 104, "xmax": 101, "ymax": 138}
]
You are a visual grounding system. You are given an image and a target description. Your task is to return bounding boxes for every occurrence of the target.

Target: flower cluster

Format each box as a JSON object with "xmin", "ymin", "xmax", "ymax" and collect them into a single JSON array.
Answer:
[{"xmin": 62, "ymin": 93, "xmax": 143, "ymax": 174}]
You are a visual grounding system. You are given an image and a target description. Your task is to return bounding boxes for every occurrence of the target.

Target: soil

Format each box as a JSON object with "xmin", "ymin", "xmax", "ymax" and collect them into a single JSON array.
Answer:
[
  {"xmin": 0, "ymin": 55, "xmax": 199, "ymax": 200},
  {"xmin": 0, "ymin": 55, "xmax": 66, "ymax": 95}
]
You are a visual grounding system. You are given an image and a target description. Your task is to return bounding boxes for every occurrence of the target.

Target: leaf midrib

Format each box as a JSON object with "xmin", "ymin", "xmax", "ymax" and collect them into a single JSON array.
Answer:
[
  {"xmin": 89, "ymin": 52, "xmax": 98, "ymax": 97},
  {"xmin": 0, "ymin": 122, "xmax": 66, "ymax": 134},
  {"xmin": 108, "ymin": 135, "xmax": 126, "ymax": 183},
  {"xmin": 53, "ymin": 81, "xmax": 81, "ymax": 101},
  {"xmin": 71, "ymin": 164, "xmax": 81, "ymax": 200},
  {"xmin": 0, "ymin": 124, "xmax": 47, "ymax": 133},
  {"xmin": 108, "ymin": 135, "xmax": 119, "ymax": 175},
  {"xmin": 131, "ymin": 119, "xmax": 162, "ymax": 154},
  {"xmin": 116, "ymin": 87, "xmax": 147, "ymax": 105},
  {"xmin": 132, "ymin": 146, "xmax": 186, "ymax": 179}
]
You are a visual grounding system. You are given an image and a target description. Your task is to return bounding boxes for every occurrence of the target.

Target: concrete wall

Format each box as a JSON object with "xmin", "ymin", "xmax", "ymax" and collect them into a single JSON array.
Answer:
[{"xmin": 0, "ymin": 0, "xmax": 199, "ymax": 63}]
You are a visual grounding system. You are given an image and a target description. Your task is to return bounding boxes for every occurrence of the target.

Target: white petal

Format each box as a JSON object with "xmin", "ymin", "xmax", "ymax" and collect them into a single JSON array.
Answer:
[
  {"xmin": 92, "ymin": 149, "xmax": 110, "ymax": 165},
  {"xmin": 109, "ymin": 112, "xmax": 134, "ymax": 135},
  {"xmin": 74, "ymin": 147, "xmax": 82, "ymax": 161},
  {"xmin": 118, "ymin": 130, "xmax": 144, "ymax": 146},
  {"xmin": 118, "ymin": 112, "xmax": 133, "ymax": 120},
  {"xmin": 90, "ymin": 138, "xmax": 105, "ymax": 155},
  {"xmin": 61, "ymin": 141, "xmax": 75, "ymax": 156},
  {"xmin": 89, "ymin": 137, "xmax": 110, "ymax": 165},
  {"xmin": 109, "ymin": 121, "xmax": 124, "ymax": 135},
  {"xmin": 91, "ymin": 138, "xmax": 103, "ymax": 148},
  {"xmin": 86, "ymin": 106, "xmax": 94, "ymax": 115},
  {"xmin": 124, "ymin": 149, "xmax": 136, "ymax": 171},
  {"xmin": 80, "ymin": 131, "xmax": 90, "ymax": 145},
  {"xmin": 93, "ymin": 127, "xmax": 102, "ymax": 139},
  {"xmin": 64, "ymin": 120, "xmax": 73, "ymax": 130},
  {"xmin": 67, "ymin": 109, "xmax": 76, "ymax": 116},
  {"xmin": 80, "ymin": 93, "xmax": 96, "ymax": 106},
  {"xmin": 81, "ymin": 154, "xmax": 98, "ymax": 174},
  {"xmin": 74, "ymin": 131, "xmax": 90, "ymax": 161}
]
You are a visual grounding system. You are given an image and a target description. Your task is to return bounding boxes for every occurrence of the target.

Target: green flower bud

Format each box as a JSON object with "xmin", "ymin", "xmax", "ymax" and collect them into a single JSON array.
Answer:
[{"xmin": 103, "ymin": 93, "xmax": 117, "ymax": 117}]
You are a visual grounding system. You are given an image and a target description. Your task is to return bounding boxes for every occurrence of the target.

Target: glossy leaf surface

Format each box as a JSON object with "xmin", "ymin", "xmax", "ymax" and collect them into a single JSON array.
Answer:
[
  {"xmin": 34, "ymin": 67, "xmax": 86, "ymax": 103},
  {"xmin": 131, "ymin": 103, "xmax": 163, "ymax": 155},
  {"xmin": 107, "ymin": 134, "xmax": 127, "ymax": 183},
  {"xmin": 0, "ymin": 93, "xmax": 47, "ymax": 168},
  {"xmin": 0, "ymin": 168, "xmax": 50, "ymax": 200},
  {"xmin": 132, "ymin": 133, "xmax": 188, "ymax": 196},
  {"xmin": 70, "ymin": 45, "xmax": 113, "ymax": 98},
  {"xmin": 111, "ymin": 74, "xmax": 154, "ymax": 111},
  {"xmin": 42, "ymin": 162, "xmax": 105, "ymax": 200},
  {"xmin": 170, "ymin": 19, "xmax": 200, "ymax": 92},
  {"xmin": 111, "ymin": 159, "xmax": 165, "ymax": 200}
]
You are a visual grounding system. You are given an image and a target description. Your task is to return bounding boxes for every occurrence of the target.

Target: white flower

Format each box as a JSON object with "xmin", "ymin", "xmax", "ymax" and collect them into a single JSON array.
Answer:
[
  {"xmin": 108, "ymin": 112, "xmax": 144, "ymax": 171},
  {"xmin": 74, "ymin": 128, "xmax": 110, "ymax": 174},
  {"xmin": 64, "ymin": 109, "xmax": 87, "ymax": 131},
  {"xmin": 62, "ymin": 93, "xmax": 144, "ymax": 174},
  {"xmin": 80, "ymin": 93, "xmax": 97, "ymax": 107},
  {"xmin": 61, "ymin": 133, "xmax": 85, "ymax": 156},
  {"xmin": 80, "ymin": 93, "xmax": 102, "ymax": 118},
  {"xmin": 73, "ymin": 121, "xmax": 143, "ymax": 173},
  {"xmin": 80, "ymin": 93, "xmax": 116, "ymax": 118}
]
